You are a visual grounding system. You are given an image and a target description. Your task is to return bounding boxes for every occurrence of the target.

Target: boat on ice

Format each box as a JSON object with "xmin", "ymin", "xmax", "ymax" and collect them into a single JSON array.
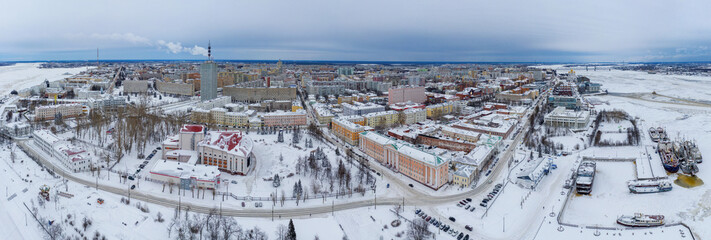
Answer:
[
  {"xmin": 648, "ymin": 127, "xmax": 660, "ymax": 142},
  {"xmin": 680, "ymin": 160, "xmax": 699, "ymax": 175},
  {"xmin": 617, "ymin": 213, "xmax": 664, "ymax": 227},
  {"xmin": 658, "ymin": 141, "xmax": 679, "ymax": 173},
  {"xmin": 657, "ymin": 127, "xmax": 669, "ymax": 142},
  {"xmin": 627, "ymin": 179, "xmax": 672, "ymax": 193}
]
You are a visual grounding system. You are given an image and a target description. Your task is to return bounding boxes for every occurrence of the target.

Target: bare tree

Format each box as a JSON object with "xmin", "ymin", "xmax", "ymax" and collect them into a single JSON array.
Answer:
[
  {"xmin": 407, "ymin": 218, "xmax": 432, "ymax": 240},
  {"xmin": 275, "ymin": 224, "xmax": 288, "ymax": 240},
  {"xmin": 220, "ymin": 217, "xmax": 241, "ymax": 240},
  {"xmin": 280, "ymin": 190, "xmax": 286, "ymax": 207}
]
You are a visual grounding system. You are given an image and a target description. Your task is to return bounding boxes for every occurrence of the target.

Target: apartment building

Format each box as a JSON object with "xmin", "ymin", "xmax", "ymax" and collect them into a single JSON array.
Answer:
[
  {"xmin": 261, "ymin": 110, "xmax": 307, "ymax": 128},
  {"xmin": 331, "ymin": 117, "xmax": 366, "ymax": 146},
  {"xmin": 342, "ymin": 102, "xmax": 385, "ymax": 116},
  {"xmin": 388, "ymin": 86, "xmax": 426, "ymax": 105},
  {"xmin": 35, "ymin": 104, "xmax": 83, "ymax": 121},
  {"xmin": 359, "ymin": 131, "xmax": 449, "ymax": 190}
]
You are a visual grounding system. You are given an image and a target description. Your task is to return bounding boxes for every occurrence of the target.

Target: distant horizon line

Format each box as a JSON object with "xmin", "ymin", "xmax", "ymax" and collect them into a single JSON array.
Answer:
[{"xmin": 2, "ymin": 59, "xmax": 711, "ymax": 65}]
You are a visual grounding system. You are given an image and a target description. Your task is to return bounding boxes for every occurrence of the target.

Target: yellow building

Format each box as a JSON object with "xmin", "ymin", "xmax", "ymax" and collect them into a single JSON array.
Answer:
[
  {"xmin": 225, "ymin": 112, "xmax": 250, "ymax": 127},
  {"xmin": 331, "ymin": 117, "xmax": 365, "ymax": 145},
  {"xmin": 338, "ymin": 95, "xmax": 357, "ymax": 105},
  {"xmin": 452, "ymin": 165, "xmax": 476, "ymax": 188},
  {"xmin": 363, "ymin": 110, "xmax": 399, "ymax": 128},
  {"xmin": 426, "ymin": 102, "xmax": 456, "ymax": 119}
]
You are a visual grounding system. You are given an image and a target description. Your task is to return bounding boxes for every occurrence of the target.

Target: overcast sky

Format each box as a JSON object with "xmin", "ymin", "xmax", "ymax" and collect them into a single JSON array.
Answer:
[{"xmin": 2, "ymin": 0, "xmax": 711, "ymax": 62}]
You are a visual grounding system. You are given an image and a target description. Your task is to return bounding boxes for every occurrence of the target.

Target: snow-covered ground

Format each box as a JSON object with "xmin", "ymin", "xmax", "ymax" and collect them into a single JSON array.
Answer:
[
  {"xmin": 561, "ymin": 65, "xmax": 711, "ymax": 103},
  {"xmin": 4, "ymin": 64, "xmax": 711, "ymax": 239},
  {"xmin": 0, "ymin": 63, "xmax": 91, "ymax": 94}
]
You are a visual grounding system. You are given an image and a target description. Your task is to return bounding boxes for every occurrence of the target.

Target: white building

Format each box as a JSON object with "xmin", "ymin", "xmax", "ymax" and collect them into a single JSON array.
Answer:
[
  {"xmin": 544, "ymin": 107, "xmax": 591, "ymax": 129},
  {"xmin": 149, "ymin": 160, "xmax": 221, "ymax": 190},
  {"xmin": 402, "ymin": 108, "xmax": 426, "ymax": 125},
  {"xmin": 1, "ymin": 122, "xmax": 32, "ymax": 138},
  {"xmin": 35, "ymin": 104, "xmax": 83, "ymax": 121},
  {"xmin": 198, "ymin": 131, "xmax": 255, "ymax": 175},
  {"xmin": 342, "ymin": 102, "xmax": 385, "ymax": 116},
  {"xmin": 517, "ymin": 157, "xmax": 553, "ymax": 189},
  {"xmin": 32, "ymin": 130, "xmax": 92, "ymax": 172}
]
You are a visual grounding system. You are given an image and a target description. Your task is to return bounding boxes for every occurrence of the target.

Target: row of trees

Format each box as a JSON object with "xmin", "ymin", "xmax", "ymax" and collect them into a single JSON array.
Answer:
[{"xmin": 168, "ymin": 207, "xmax": 297, "ymax": 240}]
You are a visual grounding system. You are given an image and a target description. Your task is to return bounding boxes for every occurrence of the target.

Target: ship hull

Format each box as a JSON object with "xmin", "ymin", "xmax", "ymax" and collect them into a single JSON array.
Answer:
[
  {"xmin": 663, "ymin": 163, "xmax": 679, "ymax": 173},
  {"xmin": 616, "ymin": 220, "xmax": 664, "ymax": 227}
]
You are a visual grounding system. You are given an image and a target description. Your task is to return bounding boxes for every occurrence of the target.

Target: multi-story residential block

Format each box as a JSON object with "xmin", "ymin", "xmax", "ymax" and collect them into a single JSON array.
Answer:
[
  {"xmin": 440, "ymin": 126, "xmax": 481, "ymax": 143},
  {"xmin": 450, "ymin": 114, "xmax": 517, "ymax": 139},
  {"xmin": 34, "ymin": 103, "xmax": 83, "ymax": 121},
  {"xmin": 388, "ymin": 86, "xmax": 426, "ymax": 105},
  {"xmin": 342, "ymin": 102, "xmax": 385, "ymax": 116},
  {"xmin": 331, "ymin": 117, "xmax": 366, "ymax": 145},
  {"xmin": 358, "ymin": 131, "xmax": 449, "ymax": 190},
  {"xmin": 401, "ymin": 108, "xmax": 426, "ymax": 125},
  {"xmin": 425, "ymin": 102, "xmax": 456, "ymax": 119},
  {"xmin": 363, "ymin": 110, "xmax": 398, "ymax": 128},
  {"xmin": 123, "ymin": 80, "xmax": 149, "ymax": 93},
  {"xmin": 261, "ymin": 110, "xmax": 307, "ymax": 128},
  {"xmin": 312, "ymin": 103, "xmax": 334, "ymax": 125}
]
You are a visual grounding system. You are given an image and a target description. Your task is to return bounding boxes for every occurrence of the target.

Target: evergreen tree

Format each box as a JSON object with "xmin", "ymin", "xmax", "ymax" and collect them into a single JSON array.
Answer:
[
  {"xmin": 273, "ymin": 174, "xmax": 281, "ymax": 187},
  {"xmin": 287, "ymin": 219, "xmax": 297, "ymax": 240}
]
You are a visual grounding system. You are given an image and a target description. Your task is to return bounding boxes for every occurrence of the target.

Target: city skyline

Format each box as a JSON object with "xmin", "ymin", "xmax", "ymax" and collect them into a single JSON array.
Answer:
[{"xmin": 2, "ymin": 0, "xmax": 711, "ymax": 62}]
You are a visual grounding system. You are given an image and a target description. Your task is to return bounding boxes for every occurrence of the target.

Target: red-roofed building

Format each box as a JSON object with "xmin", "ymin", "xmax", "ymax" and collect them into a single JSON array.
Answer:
[{"xmin": 198, "ymin": 131, "xmax": 255, "ymax": 175}]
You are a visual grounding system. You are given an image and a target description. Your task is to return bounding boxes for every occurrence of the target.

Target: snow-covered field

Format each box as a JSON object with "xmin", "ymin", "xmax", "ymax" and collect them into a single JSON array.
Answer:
[{"xmin": 0, "ymin": 63, "xmax": 91, "ymax": 94}]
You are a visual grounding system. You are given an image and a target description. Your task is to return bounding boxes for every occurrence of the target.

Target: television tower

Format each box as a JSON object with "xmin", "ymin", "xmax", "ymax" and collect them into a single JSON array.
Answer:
[{"xmin": 208, "ymin": 40, "xmax": 212, "ymax": 61}]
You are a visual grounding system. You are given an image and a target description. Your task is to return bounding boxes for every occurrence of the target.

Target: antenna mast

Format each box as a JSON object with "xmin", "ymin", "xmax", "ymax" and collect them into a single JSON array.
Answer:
[{"xmin": 208, "ymin": 41, "xmax": 212, "ymax": 61}]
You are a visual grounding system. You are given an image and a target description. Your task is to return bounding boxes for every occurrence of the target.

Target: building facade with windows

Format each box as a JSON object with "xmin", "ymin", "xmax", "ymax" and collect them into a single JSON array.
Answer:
[{"xmin": 359, "ymin": 131, "xmax": 449, "ymax": 190}]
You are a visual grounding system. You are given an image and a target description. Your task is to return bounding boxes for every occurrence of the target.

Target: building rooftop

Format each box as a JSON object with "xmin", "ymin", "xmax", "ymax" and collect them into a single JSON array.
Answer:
[
  {"xmin": 150, "ymin": 160, "xmax": 220, "ymax": 182},
  {"xmin": 200, "ymin": 131, "xmax": 253, "ymax": 158},
  {"xmin": 181, "ymin": 125, "xmax": 205, "ymax": 133}
]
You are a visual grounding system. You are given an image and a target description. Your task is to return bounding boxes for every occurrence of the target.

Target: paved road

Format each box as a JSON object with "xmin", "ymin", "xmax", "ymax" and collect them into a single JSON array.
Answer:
[{"xmin": 15, "ymin": 87, "xmax": 543, "ymax": 221}]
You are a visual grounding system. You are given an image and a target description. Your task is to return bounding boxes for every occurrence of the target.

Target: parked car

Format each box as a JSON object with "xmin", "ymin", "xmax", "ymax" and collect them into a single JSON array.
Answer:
[
  {"xmin": 449, "ymin": 217, "xmax": 456, "ymax": 222},
  {"xmin": 131, "ymin": 185, "xmax": 136, "ymax": 189},
  {"xmin": 463, "ymin": 234, "xmax": 469, "ymax": 240},
  {"xmin": 480, "ymin": 202, "xmax": 487, "ymax": 207},
  {"xmin": 457, "ymin": 233, "xmax": 464, "ymax": 240},
  {"xmin": 464, "ymin": 205, "xmax": 470, "ymax": 210},
  {"xmin": 128, "ymin": 176, "xmax": 135, "ymax": 180},
  {"xmin": 465, "ymin": 225, "xmax": 473, "ymax": 231},
  {"xmin": 425, "ymin": 216, "xmax": 431, "ymax": 221},
  {"xmin": 466, "ymin": 198, "xmax": 472, "ymax": 202},
  {"xmin": 415, "ymin": 209, "xmax": 421, "ymax": 214},
  {"xmin": 408, "ymin": 184, "xmax": 414, "ymax": 188},
  {"xmin": 469, "ymin": 207, "xmax": 475, "ymax": 212}
]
